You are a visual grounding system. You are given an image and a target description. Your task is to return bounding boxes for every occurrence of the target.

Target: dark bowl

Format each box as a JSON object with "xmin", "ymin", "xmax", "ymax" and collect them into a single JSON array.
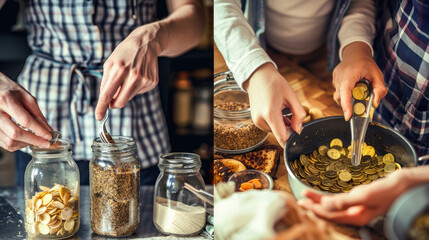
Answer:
[{"xmin": 284, "ymin": 116, "xmax": 418, "ymax": 199}]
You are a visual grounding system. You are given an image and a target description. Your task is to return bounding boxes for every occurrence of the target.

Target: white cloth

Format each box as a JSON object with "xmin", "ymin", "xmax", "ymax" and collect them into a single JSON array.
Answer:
[
  {"xmin": 214, "ymin": 0, "xmax": 376, "ymax": 88},
  {"xmin": 214, "ymin": 190, "xmax": 287, "ymax": 240}
]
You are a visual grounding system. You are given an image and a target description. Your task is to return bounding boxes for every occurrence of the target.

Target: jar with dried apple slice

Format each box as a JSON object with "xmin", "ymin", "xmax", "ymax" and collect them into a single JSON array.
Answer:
[{"xmin": 24, "ymin": 139, "xmax": 80, "ymax": 238}]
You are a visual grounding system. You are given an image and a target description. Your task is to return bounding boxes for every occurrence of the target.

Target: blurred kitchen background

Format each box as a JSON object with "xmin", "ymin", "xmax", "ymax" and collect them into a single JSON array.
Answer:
[{"xmin": 0, "ymin": 0, "xmax": 213, "ymax": 186}]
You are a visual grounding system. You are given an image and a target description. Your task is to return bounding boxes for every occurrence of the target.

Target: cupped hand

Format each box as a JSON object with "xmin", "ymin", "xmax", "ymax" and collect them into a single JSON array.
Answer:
[
  {"xmin": 298, "ymin": 170, "xmax": 409, "ymax": 226},
  {"xmin": 243, "ymin": 63, "xmax": 307, "ymax": 148},
  {"xmin": 0, "ymin": 73, "xmax": 52, "ymax": 151},
  {"xmin": 95, "ymin": 23, "xmax": 162, "ymax": 120},
  {"xmin": 332, "ymin": 42, "xmax": 387, "ymax": 121}
]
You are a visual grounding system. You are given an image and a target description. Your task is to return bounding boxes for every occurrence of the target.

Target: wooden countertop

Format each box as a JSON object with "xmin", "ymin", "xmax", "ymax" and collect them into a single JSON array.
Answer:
[{"xmin": 214, "ymin": 45, "xmax": 386, "ymax": 240}]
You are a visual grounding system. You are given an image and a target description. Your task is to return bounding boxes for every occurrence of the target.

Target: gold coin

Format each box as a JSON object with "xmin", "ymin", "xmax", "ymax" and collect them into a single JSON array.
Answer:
[
  {"xmin": 362, "ymin": 146, "xmax": 376, "ymax": 157},
  {"xmin": 327, "ymin": 149, "xmax": 341, "ymax": 160},
  {"xmin": 339, "ymin": 172, "xmax": 352, "ymax": 182},
  {"xmin": 325, "ymin": 170, "xmax": 337, "ymax": 179},
  {"xmin": 362, "ymin": 179, "xmax": 372, "ymax": 185},
  {"xmin": 364, "ymin": 169, "xmax": 377, "ymax": 175},
  {"xmin": 356, "ymin": 82, "xmax": 369, "ymax": 92},
  {"xmin": 352, "ymin": 86, "xmax": 368, "ymax": 100},
  {"xmin": 384, "ymin": 163, "xmax": 396, "ymax": 173},
  {"xmin": 395, "ymin": 163, "xmax": 401, "ymax": 170},
  {"xmin": 299, "ymin": 154, "xmax": 310, "ymax": 166},
  {"xmin": 330, "ymin": 138, "xmax": 343, "ymax": 148},
  {"xmin": 321, "ymin": 179, "xmax": 334, "ymax": 187},
  {"xmin": 334, "ymin": 162, "xmax": 347, "ymax": 171},
  {"xmin": 318, "ymin": 145, "xmax": 329, "ymax": 156},
  {"xmin": 353, "ymin": 102, "xmax": 366, "ymax": 115},
  {"xmin": 383, "ymin": 153, "xmax": 395, "ymax": 164},
  {"xmin": 368, "ymin": 174, "xmax": 379, "ymax": 181}
]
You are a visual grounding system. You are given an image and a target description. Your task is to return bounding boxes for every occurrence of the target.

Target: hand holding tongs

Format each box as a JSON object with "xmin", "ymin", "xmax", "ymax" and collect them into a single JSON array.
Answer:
[
  {"xmin": 184, "ymin": 183, "xmax": 214, "ymax": 206},
  {"xmin": 350, "ymin": 79, "xmax": 374, "ymax": 166}
]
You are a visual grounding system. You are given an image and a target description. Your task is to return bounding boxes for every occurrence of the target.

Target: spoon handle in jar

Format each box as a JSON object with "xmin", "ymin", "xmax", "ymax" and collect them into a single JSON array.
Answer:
[{"xmin": 185, "ymin": 183, "xmax": 214, "ymax": 206}]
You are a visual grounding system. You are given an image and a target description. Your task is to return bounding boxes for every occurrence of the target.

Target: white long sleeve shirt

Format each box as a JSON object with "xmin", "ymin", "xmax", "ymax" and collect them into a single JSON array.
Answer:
[{"xmin": 214, "ymin": 0, "xmax": 376, "ymax": 88}]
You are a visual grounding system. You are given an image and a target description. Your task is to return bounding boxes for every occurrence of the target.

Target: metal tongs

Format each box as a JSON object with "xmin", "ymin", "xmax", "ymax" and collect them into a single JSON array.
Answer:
[
  {"xmin": 350, "ymin": 79, "xmax": 374, "ymax": 166},
  {"xmin": 184, "ymin": 183, "xmax": 214, "ymax": 206}
]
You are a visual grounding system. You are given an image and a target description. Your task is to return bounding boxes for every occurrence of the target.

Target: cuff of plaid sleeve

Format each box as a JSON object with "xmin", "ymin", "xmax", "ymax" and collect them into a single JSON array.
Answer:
[
  {"xmin": 339, "ymin": 39, "xmax": 374, "ymax": 61},
  {"xmin": 229, "ymin": 48, "xmax": 277, "ymax": 91}
]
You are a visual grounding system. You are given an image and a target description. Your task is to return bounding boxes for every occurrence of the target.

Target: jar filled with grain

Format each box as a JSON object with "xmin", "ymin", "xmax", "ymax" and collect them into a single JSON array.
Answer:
[
  {"xmin": 153, "ymin": 153, "xmax": 206, "ymax": 236},
  {"xmin": 24, "ymin": 139, "xmax": 80, "ymax": 238},
  {"xmin": 90, "ymin": 136, "xmax": 140, "ymax": 237},
  {"xmin": 214, "ymin": 71, "xmax": 269, "ymax": 153}
]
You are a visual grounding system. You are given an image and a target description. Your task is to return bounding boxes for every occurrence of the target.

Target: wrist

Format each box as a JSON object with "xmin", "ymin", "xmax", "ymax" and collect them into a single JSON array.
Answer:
[
  {"xmin": 342, "ymin": 42, "xmax": 373, "ymax": 61},
  {"xmin": 243, "ymin": 63, "xmax": 277, "ymax": 92},
  {"xmin": 131, "ymin": 22, "xmax": 163, "ymax": 55}
]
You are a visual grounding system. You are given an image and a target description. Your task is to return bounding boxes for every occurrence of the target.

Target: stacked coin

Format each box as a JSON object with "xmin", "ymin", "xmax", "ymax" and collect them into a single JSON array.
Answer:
[
  {"xmin": 290, "ymin": 138, "xmax": 401, "ymax": 193},
  {"xmin": 352, "ymin": 82, "xmax": 370, "ymax": 116},
  {"xmin": 25, "ymin": 184, "xmax": 79, "ymax": 236}
]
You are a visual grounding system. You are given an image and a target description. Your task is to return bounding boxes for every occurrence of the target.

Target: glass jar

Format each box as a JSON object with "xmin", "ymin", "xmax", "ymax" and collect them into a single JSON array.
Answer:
[
  {"xmin": 214, "ymin": 71, "xmax": 269, "ymax": 153},
  {"xmin": 153, "ymin": 153, "xmax": 206, "ymax": 236},
  {"xmin": 90, "ymin": 136, "xmax": 140, "ymax": 237},
  {"xmin": 24, "ymin": 139, "xmax": 80, "ymax": 239}
]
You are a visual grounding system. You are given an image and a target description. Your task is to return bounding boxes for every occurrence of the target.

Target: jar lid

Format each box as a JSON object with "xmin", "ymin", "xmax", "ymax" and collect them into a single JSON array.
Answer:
[{"xmin": 30, "ymin": 139, "xmax": 71, "ymax": 155}]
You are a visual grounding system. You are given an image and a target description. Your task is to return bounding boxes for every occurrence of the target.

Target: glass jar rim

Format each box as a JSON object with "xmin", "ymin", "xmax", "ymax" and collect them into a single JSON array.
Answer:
[
  {"xmin": 158, "ymin": 152, "xmax": 201, "ymax": 171},
  {"xmin": 30, "ymin": 139, "xmax": 71, "ymax": 155},
  {"xmin": 92, "ymin": 136, "xmax": 136, "ymax": 152},
  {"xmin": 213, "ymin": 78, "xmax": 251, "ymax": 119}
]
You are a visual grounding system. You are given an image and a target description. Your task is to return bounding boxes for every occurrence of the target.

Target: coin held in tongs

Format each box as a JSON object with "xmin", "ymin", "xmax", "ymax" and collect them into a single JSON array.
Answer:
[{"xmin": 349, "ymin": 79, "xmax": 374, "ymax": 166}]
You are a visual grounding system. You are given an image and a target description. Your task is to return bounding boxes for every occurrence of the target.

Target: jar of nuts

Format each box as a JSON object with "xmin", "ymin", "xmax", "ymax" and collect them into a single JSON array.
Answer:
[
  {"xmin": 90, "ymin": 136, "xmax": 140, "ymax": 237},
  {"xmin": 24, "ymin": 139, "xmax": 80, "ymax": 238},
  {"xmin": 214, "ymin": 71, "xmax": 269, "ymax": 153}
]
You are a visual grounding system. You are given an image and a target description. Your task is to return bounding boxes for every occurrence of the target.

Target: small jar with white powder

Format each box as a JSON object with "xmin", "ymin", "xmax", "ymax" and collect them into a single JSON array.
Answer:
[{"xmin": 153, "ymin": 153, "xmax": 206, "ymax": 236}]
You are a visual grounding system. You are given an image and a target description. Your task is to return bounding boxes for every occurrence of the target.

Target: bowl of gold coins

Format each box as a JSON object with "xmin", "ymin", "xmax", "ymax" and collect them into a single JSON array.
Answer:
[
  {"xmin": 284, "ymin": 116, "xmax": 419, "ymax": 199},
  {"xmin": 385, "ymin": 183, "xmax": 429, "ymax": 240}
]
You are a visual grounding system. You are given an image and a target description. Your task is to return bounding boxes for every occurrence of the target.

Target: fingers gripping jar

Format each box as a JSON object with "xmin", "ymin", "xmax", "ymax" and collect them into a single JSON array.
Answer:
[
  {"xmin": 90, "ymin": 136, "xmax": 140, "ymax": 237},
  {"xmin": 214, "ymin": 71, "xmax": 269, "ymax": 154},
  {"xmin": 153, "ymin": 153, "xmax": 206, "ymax": 236},
  {"xmin": 24, "ymin": 139, "xmax": 80, "ymax": 239}
]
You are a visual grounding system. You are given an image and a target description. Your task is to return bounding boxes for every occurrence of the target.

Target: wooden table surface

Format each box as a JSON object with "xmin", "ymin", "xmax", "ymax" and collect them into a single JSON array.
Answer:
[{"xmin": 214, "ymin": 45, "xmax": 386, "ymax": 240}]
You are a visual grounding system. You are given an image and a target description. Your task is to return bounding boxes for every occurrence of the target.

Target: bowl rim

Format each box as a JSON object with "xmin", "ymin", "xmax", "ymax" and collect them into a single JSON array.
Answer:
[
  {"xmin": 228, "ymin": 169, "xmax": 274, "ymax": 191},
  {"xmin": 284, "ymin": 116, "xmax": 418, "ymax": 196}
]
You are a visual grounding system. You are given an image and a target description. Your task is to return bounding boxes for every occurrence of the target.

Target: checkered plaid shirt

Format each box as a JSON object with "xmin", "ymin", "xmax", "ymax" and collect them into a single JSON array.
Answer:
[
  {"xmin": 18, "ymin": 0, "xmax": 170, "ymax": 168},
  {"xmin": 372, "ymin": 0, "xmax": 429, "ymax": 158}
]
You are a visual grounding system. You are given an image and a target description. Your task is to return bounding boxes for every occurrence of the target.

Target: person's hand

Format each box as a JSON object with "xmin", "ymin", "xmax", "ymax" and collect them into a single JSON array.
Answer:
[
  {"xmin": 297, "ymin": 170, "xmax": 411, "ymax": 226},
  {"xmin": 0, "ymin": 73, "xmax": 52, "ymax": 151},
  {"xmin": 243, "ymin": 63, "xmax": 307, "ymax": 148},
  {"xmin": 332, "ymin": 42, "xmax": 387, "ymax": 121},
  {"xmin": 95, "ymin": 23, "xmax": 162, "ymax": 120}
]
